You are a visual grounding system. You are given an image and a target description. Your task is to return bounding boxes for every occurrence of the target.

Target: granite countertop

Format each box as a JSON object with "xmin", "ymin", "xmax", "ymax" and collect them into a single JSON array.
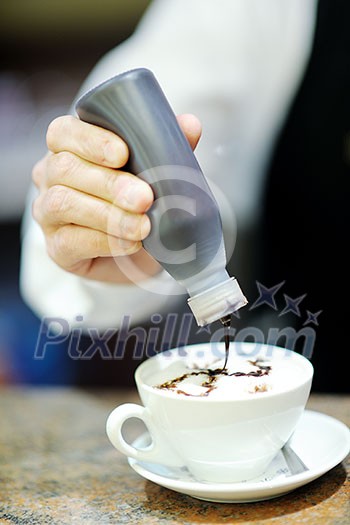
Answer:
[{"xmin": 0, "ymin": 388, "xmax": 349, "ymax": 524}]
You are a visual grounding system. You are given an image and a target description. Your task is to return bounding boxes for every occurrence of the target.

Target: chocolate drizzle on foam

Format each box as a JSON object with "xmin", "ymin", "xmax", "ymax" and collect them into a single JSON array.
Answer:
[{"xmin": 155, "ymin": 359, "xmax": 272, "ymax": 397}]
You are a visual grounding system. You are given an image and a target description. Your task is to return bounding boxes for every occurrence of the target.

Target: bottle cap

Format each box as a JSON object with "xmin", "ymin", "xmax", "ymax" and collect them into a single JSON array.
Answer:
[{"xmin": 187, "ymin": 277, "xmax": 248, "ymax": 326}]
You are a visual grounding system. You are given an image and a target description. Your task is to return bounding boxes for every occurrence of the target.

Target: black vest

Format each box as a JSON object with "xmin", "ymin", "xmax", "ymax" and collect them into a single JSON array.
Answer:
[{"xmin": 262, "ymin": 0, "xmax": 350, "ymax": 391}]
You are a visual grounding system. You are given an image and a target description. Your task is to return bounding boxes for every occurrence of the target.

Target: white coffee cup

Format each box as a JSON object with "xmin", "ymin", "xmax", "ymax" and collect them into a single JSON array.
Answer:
[{"xmin": 106, "ymin": 342, "xmax": 313, "ymax": 483}]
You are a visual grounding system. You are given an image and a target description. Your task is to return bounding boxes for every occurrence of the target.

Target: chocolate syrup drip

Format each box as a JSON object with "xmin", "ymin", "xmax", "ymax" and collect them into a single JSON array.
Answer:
[
  {"xmin": 220, "ymin": 314, "xmax": 231, "ymax": 370},
  {"xmin": 155, "ymin": 359, "xmax": 271, "ymax": 397}
]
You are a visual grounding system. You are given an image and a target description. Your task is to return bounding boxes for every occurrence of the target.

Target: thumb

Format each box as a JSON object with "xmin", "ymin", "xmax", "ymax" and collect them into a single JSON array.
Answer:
[{"xmin": 176, "ymin": 114, "xmax": 202, "ymax": 151}]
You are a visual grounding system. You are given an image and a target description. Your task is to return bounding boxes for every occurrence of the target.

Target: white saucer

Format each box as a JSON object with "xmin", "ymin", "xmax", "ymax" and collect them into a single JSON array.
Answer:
[{"xmin": 127, "ymin": 410, "xmax": 350, "ymax": 503}]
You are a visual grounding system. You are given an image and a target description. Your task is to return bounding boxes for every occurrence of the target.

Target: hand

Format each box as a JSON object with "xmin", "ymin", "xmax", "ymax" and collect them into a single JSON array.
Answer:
[{"xmin": 32, "ymin": 114, "xmax": 201, "ymax": 283}]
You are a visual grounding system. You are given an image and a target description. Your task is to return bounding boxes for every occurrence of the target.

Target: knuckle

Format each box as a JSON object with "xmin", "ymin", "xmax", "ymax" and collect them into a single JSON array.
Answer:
[
  {"xmin": 46, "ymin": 235, "xmax": 58, "ymax": 262},
  {"xmin": 32, "ymin": 160, "xmax": 43, "ymax": 187},
  {"xmin": 89, "ymin": 231, "xmax": 104, "ymax": 255},
  {"xmin": 49, "ymin": 151, "xmax": 76, "ymax": 179},
  {"xmin": 46, "ymin": 116, "xmax": 63, "ymax": 150},
  {"xmin": 50, "ymin": 226, "xmax": 74, "ymax": 263},
  {"xmin": 105, "ymin": 169, "xmax": 119, "ymax": 199},
  {"xmin": 32, "ymin": 196, "xmax": 43, "ymax": 224},
  {"xmin": 46, "ymin": 115, "xmax": 74, "ymax": 150},
  {"xmin": 44, "ymin": 185, "xmax": 70, "ymax": 218},
  {"xmin": 103, "ymin": 206, "xmax": 118, "ymax": 237}
]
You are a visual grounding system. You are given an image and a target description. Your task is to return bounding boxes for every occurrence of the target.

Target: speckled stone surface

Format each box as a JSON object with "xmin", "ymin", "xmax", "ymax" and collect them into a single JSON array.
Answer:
[{"xmin": 0, "ymin": 388, "xmax": 348, "ymax": 524}]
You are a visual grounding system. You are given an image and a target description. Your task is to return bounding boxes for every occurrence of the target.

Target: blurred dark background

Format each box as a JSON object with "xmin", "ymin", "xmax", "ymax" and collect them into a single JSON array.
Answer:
[{"xmin": 0, "ymin": 0, "xmax": 150, "ymax": 383}]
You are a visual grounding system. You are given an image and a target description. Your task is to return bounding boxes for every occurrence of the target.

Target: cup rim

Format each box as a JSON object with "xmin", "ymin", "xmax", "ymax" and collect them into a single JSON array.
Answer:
[{"xmin": 134, "ymin": 342, "xmax": 314, "ymax": 402}]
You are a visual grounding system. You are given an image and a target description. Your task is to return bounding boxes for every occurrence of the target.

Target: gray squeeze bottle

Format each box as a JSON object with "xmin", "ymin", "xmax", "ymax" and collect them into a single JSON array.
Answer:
[{"xmin": 75, "ymin": 68, "xmax": 247, "ymax": 326}]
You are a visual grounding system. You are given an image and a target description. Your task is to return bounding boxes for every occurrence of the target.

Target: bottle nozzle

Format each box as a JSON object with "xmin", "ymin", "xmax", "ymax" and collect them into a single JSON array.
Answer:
[
  {"xmin": 187, "ymin": 277, "xmax": 247, "ymax": 326},
  {"xmin": 220, "ymin": 314, "xmax": 232, "ymax": 327}
]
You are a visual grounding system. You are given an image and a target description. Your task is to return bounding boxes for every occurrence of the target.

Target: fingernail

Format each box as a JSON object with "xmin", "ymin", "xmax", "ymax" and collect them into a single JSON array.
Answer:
[
  {"xmin": 123, "ymin": 183, "xmax": 147, "ymax": 208},
  {"xmin": 121, "ymin": 213, "xmax": 150, "ymax": 240},
  {"xmin": 104, "ymin": 140, "xmax": 128, "ymax": 166},
  {"xmin": 103, "ymin": 142, "xmax": 118, "ymax": 164},
  {"xmin": 119, "ymin": 239, "xmax": 139, "ymax": 251},
  {"xmin": 140, "ymin": 215, "xmax": 151, "ymax": 239}
]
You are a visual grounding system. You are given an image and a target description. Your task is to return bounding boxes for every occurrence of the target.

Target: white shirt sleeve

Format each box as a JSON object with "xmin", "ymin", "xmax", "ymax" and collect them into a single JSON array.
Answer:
[{"xmin": 20, "ymin": 0, "xmax": 317, "ymax": 330}]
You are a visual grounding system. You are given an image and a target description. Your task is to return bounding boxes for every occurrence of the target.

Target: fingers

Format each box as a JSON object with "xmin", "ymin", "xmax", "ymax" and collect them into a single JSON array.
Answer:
[
  {"xmin": 177, "ymin": 114, "xmax": 202, "ymax": 150},
  {"xmin": 46, "ymin": 114, "xmax": 202, "ymax": 172},
  {"xmin": 31, "ymin": 112, "xmax": 203, "ymax": 281},
  {"xmin": 33, "ymin": 185, "xmax": 151, "ymax": 242},
  {"xmin": 45, "ymin": 114, "xmax": 201, "ymax": 171},
  {"xmin": 45, "ymin": 224, "xmax": 141, "ymax": 271},
  {"xmin": 32, "ymin": 115, "xmax": 154, "ymax": 278},
  {"xmin": 37, "ymin": 151, "xmax": 153, "ymax": 213},
  {"xmin": 46, "ymin": 115, "xmax": 129, "ymax": 168}
]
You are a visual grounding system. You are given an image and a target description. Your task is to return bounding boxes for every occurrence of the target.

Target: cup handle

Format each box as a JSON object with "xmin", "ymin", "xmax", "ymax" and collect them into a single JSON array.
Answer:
[{"xmin": 106, "ymin": 403, "xmax": 183, "ymax": 466}]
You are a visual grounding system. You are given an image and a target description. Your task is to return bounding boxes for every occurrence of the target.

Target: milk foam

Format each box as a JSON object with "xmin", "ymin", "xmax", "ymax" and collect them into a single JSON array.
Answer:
[{"xmin": 152, "ymin": 351, "xmax": 305, "ymax": 399}]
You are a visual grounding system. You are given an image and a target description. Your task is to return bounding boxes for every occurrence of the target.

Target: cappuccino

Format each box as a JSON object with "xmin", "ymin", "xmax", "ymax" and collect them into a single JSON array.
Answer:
[
  {"xmin": 107, "ymin": 342, "xmax": 313, "ymax": 483},
  {"xmin": 152, "ymin": 345, "xmax": 308, "ymax": 399}
]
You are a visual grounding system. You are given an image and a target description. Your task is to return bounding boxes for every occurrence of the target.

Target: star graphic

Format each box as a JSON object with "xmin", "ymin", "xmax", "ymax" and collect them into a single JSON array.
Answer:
[
  {"xmin": 279, "ymin": 294, "xmax": 307, "ymax": 317},
  {"xmin": 249, "ymin": 281, "xmax": 285, "ymax": 311},
  {"xmin": 303, "ymin": 310, "xmax": 322, "ymax": 326},
  {"xmin": 196, "ymin": 324, "xmax": 212, "ymax": 335},
  {"xmin": 231, "ymin": 309, "xmax": 241, "ymax": 319}
]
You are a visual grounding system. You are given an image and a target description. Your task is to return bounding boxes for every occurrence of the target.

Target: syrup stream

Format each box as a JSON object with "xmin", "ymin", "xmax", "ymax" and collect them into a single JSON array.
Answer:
[{"xmin": 220, "ymin": 314, "xmax": 231, "ymax": 371}]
